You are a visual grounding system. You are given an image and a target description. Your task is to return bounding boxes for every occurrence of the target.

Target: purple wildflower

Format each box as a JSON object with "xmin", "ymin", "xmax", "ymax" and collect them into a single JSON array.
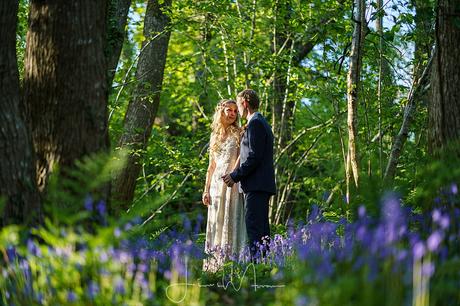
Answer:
[
  {"xmin": 114, "ymin": 277, "xmax": 125, "ymax": 295},
  {"xmin": 182, "ymin": 214, "xmax": 191, "ymax": 232},
  {"xmin": 432, "ymin": 209, "xmax": 441, "ymax": 222},
  {"xmin": 27, "ymin": 239, "xmax": 41, "ymax": 257},
  {"xmin": 440, "ymin": 216, "xmax": 450, "ymax": 230},
  {"xmin": 413, "ymin": 242, "xmax": 425, "ymax": 260},
  {"xmin": 358, "ymin": 205, "xmax": 366, "ymax": 218},
  {"xmin": 421, "ymin": 262, "xmax": 435, "ymax": 277},
  {"xmin": 114, "ymin": 227, "xmax": 121, "ymax": 238},
  {"xmin": 96, "ymin": 200, "xmax": 106, "ymax": 216},
  {"xmin": 451, "ymin": 183, "xmax": 458, "ymax": 195},
  {"xmin": 295, "ymin": 295, "xmax": 309, "ymax": 306},
  {"xmin": 84, "ymin": 194, "xmax": 93, "ymax": 211},
  {"xmin": 138, "ymin": 263, "xmax": 149, "ymax": 273},
  {"xmin": 67, "ymin": 291, "xmax": 77, "ymax": 302},
  {"xmin": 164, "ymin": 270, "xmax": 172, "ymax": 280},
  {"xmin": 6, "ymin": 246, "xmax": 17, "ymax": 261},
  {"xmin": 427, "ymin": 231, "xmax": 443, "ymax": 252},
  {"xmin": 124, "ymin": 222, "xmax": 133, "ymax": 231},
  {"xmin": 87, "ymin": 281, "xmax": 99, "ymax": 299}
]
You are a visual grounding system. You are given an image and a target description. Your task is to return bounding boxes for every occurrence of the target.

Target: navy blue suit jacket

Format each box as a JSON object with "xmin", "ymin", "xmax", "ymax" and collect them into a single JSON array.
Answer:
[{"xmin": 230, "ymin": 113, "xmax": 276, "ymax": 195}]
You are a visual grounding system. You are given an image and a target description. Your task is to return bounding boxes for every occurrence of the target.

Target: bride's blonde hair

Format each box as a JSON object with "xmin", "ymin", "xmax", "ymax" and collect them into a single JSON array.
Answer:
[{"xmin": 210, "ymin": 99, "xmax": 241, "ymax": 155}]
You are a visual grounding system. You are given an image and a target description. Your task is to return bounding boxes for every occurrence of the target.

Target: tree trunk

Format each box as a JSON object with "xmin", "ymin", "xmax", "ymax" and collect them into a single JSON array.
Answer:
[
  {"xmin": 272, "ymin": 0, "xmax": 294, "ymax": 151},
  {"xmin": 106, "ymin": 0, "xmax": 132, "ymax": 89},
  {"xmin": 112, "ymin": 0, "xmax": 172, "ymax": 209},
  {"xmin": 192, "ymin": 16, "xmax": 211, "ymax": 132},
  {"xmin": 376, "ymin": 0, "xmax": 388, "ymax": 176},
  {"xmin": 384, "ymin": 56, "xmax": 433, "ymax": 182},
  {"xmin": 383, "ymin": 0, "xmax": 434, "ymax": 183},
  {"xmin": 429, "ymin": 0, "xmax": 460, "ymax": 155},
  {"xmin": 0, "ymin": 0, "xmax": 41, "ymax": 225},
  {"xmin": 24, "ymin": 0, "xmax": 109, "ymax": 193},
  {"xmin": 346, "ymin": 0, "xmax": 365, "ymax": 200}
]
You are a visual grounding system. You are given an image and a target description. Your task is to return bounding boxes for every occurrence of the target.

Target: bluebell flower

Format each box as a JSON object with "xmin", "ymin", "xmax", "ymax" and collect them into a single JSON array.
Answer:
[
  {"xmin": 450, "ymin": 183, "xmax": 458, "ymax": 195},
  {"xmin": 114, "ymin": 227, "xmax": 121, "ymax": 238},
  {"xmin": 432, "ymin": 209, "xmax": 441, "ymax": 222},
  {"xmin": 427, "ymin": 231, "xmax": 443, "ymax": 252},
  {"xmin": 124, "ymin": 222, "xmax": 133, "ymax": 231},
  {"xmin": 195, "ymin": 214, "xmax": 204, "ymax": 231},
  {"xmin": 87, "ymin": 281, "xmax": 99, "ymax": 299},
  {"xmin": 181, "ymin": 214, "xmax": 192, "ymax": 232},
  {"xmin": 396, "ymin": 250, "xmax": 408, "ymax": 262},
  {"xmin": 6, "ymin": 245, "xmax": 18, "ymax": 261},
  {"xmin": 413, "ymin": 242, "xmax": 425, "ymax": 260},
  {"xmin": 439, "ymin": 216, "xmax": 450, "ymax": 230},
  {"xmin": 358, "ymin": 205, "xmax": 366, "ymax": 218},
  {"xmin": 84, "ymin": 194, "xmax": 93, "ymax": 211},
  {"xmin": 27, "ymin": 239, "xmax": 41, "ymax": 257},
  {"xmin": 295, "ymin": 295, "xmax": 309, "ymax": 306},
  {"xmin": 127, "ymin": 263, "xmax": 136, "ymax": 274},
  {"xmin": 138, "ymin": 263, "xmax": 149, "ymax": 273},
  {"xmin": 136, "ymin": 272, "xmax": 149, "ymax": 291},
  {"xmin": 421, "ymin": 262, "xmax": 435, "ymax": 277},
  {"xmin": 99, "ymin": 250, "xmax": 108, "ymax": 262},
  {"xmin": 67, "ymin": 290, "xmax": 77, "ymax": 302},
  {"xmin": 297, "ymin": 244, "xmax": 310, "ymax": 261},
  {"xmin": 164, "ymin": 270, "xmax": 172, "ymax": 280},
  {"xmin": 316, "ymin": 256, "xmax": 334, "ymax": 280},
  {"xmin": 96, "ymin": 200, "xmax": 106, "ymax": 216},
  {"xmin": 35, "ymin": 292, "xmax": 43, "ymax": 304},
  {"xmin": 114, "ymin": 277, "xmax": 125, "ymax": 295},
  {"xmin": 307, "ymin": 205, "xmax": 321, "ymax": 223}
]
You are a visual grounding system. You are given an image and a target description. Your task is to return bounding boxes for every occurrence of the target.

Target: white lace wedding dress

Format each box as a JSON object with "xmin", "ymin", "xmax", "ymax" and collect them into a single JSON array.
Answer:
[{"xmin": 203, "ymin": 135, "xmax": 247, "ymax": 272}]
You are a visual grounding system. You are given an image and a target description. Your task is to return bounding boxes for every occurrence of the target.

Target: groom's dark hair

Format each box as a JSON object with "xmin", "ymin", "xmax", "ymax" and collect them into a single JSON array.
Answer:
[{"xmin": 237, "ymin": 89, "xmax": 259, "ymax": 110}]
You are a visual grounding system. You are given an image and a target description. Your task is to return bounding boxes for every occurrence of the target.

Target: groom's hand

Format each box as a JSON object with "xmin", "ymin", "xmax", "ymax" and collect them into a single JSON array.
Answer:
[{"xmin": 221, "ymin": 174, "xmax": 235, "ymax": 187}]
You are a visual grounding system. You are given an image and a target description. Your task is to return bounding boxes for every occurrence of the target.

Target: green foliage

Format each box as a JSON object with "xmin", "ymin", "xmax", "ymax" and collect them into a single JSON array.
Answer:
[
  {"xmin": 100, "ymin": 0, "xmax": 442, "ymax": 228},
  {"xmin": 44, "ymin": 150, "xmax": 127, "ymax": 223},
  {"xmin": 16, "ymin": 0, "xmax": 29, "ymax": 79},
  {"xmin": 7, "ymin": 0, "xmax": 460, "ymax": 304}
]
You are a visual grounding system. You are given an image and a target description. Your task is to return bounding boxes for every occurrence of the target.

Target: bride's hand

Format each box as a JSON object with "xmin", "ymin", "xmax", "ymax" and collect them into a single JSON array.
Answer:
[{"xmin": 202, "ymin": 191, "xmax": 210, "ymax": 206}]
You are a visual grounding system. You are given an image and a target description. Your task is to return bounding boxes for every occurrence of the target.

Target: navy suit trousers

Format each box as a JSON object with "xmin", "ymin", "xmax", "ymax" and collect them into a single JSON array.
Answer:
[{"xmin": 244, "ymin": 191, "xmax": 271, "ymax": 259}]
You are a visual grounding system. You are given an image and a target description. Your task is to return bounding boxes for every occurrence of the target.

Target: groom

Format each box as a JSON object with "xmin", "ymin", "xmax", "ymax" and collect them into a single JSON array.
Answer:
[{"xmin": 222, "ymin": 89, "xmax": 276, "ymax": 259}]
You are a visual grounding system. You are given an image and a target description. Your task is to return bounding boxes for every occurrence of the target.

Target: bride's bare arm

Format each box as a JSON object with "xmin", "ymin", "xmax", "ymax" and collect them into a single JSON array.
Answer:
[
  {"xmin": 202, "ymin": 158, "xmax": 216, "ymax": 206},
  {"xmin": 232, "ymin": 156, "xmax": 240, "ymax": 172}
]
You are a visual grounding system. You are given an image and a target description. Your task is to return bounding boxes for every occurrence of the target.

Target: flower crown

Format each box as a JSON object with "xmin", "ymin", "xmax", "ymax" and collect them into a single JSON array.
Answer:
[{"xmin": 216, "ymin": 99, "xmax": 237, "ymax": 111}]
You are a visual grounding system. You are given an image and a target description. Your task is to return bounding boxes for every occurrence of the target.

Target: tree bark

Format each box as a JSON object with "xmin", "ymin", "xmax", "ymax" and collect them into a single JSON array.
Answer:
[
  {"xmin": 0, "ymin": 0, "xmax": 41, "ymax": 225},
  {"xmin": 106, "ymin": 0, "xmax": 132, "ymax": 89},
  {"xmin": 346, "ymin": 0, "xmax": 365, "ymax": 200},
  {"xmin": 24, "ymin": 0, "xmax": 109, "ymax": 193},
  {"xmin": 112, "ymin": 0, "xmax": 172, "ymax": 209},
  {"xmin": 429, "ymin": 0, "xmax": 460, "ymax": 155}
]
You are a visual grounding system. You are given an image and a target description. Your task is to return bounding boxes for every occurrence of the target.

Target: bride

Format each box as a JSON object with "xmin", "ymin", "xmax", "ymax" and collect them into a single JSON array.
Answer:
[{"xmin": 202, "ymin": 99, "xmax": 247, "ymax": 272}]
